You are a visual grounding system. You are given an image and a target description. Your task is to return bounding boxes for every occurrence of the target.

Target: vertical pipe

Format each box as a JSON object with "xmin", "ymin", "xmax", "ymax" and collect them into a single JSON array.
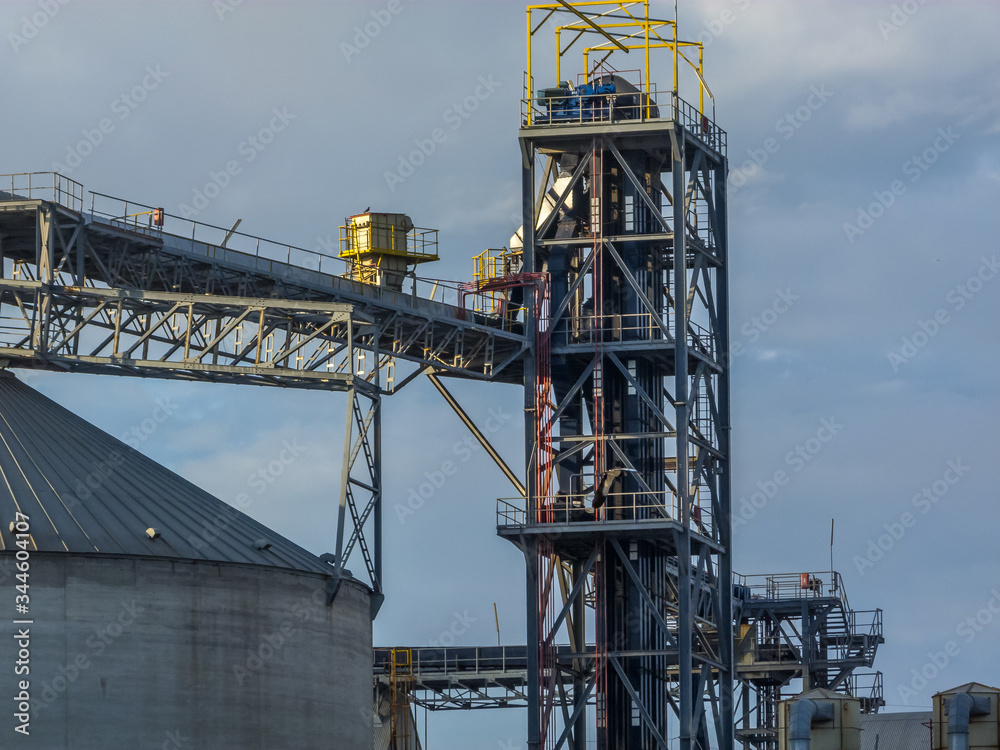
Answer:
[
  {"xmin": 673, "ymin": 126, "xmax": 693, "ymax": 750},
  {"xmin": 526, "ymin": 542, "xmax": 541, "ymax": 750},
  {"xmin": 716, "ymin": 155, "xmax": 735, "ymax": 750},
  {"xmin": 522, "ymin": 138, "xmax": 541, "ymax": 750},
  {"xmin": 699, "ymin": 46, "xmax": 705, "ymax": 115},
  {"xmin": 644, "ymin": 1, "xmax": 651, "ymax": 118},
  {"xmin": 947, "ymin": 693, "xmax": 987, "ymax": 750},
  {"xmin": 800, "ymin": 600, "xmax": 812, "ymax": 691},
  {"xmin": 526, "ymin": 8, "xmax": 533, "ymax": 126},
  {"xmin": 373, "ymin": 333, "xmax": 383, "ymax": 593},
  {"xmin": 673, "ymin": 0, "xmax": 679, "ymax": 111},
  {"xmin": 741, "ymin": 682, "xmax": 751, "ymax": 747},
  {"xmin": 556, "ymin": 28, "xmax": 562, "ymax": 83},
  {"xmin": 572, "ymin": 560, "xmax": 586, "ymax": 750}
]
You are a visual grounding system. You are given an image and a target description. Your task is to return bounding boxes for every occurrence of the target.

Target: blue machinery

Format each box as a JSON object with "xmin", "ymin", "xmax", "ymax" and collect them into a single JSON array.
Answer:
[{"xmin": 534, "ymin": 76, "xmax": 653, "ymax": 124}]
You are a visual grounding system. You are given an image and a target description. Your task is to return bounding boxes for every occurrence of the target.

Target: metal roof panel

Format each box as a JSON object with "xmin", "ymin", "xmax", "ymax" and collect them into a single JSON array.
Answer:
[{"xmin": 0, "ymin": 371, "xmax": 333, "ymax": 576}]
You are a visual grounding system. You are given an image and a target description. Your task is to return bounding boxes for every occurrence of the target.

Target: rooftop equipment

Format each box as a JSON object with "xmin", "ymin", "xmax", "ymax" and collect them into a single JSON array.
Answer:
[
  {"xmin": 779, "ymin": 689, "xmax": 862, "ymax": 750},
  {"xmin": 933, "ymin": 683, "xmax": 1000, "ymax": 750},
  {"xmin": 339, "ymin": 212, "xmax": 438, "ymax": 291}
]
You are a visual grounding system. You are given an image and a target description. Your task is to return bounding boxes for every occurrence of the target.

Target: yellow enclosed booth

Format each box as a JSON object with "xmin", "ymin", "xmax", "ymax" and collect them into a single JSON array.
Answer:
[{"xmin": 339, "ymin": 212, "xmax": 438, "ymax": 292}]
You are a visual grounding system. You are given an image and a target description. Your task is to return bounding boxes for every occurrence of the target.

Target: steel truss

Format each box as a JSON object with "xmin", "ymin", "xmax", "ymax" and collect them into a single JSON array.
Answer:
[
  {"xmin": 497, "ymin": 114, "xmax": 732, "ymax": 750},
  {"xmin": 0, "ymin": 280, "xmax": 365, "ymax": 388},
  {"xmin": 0, "ymin": 190, "xmax": 527, "ymax": 387},
  {"xmin": 734, "ymin": 573, "xmax": 884, "ymax": 750},
  {"xmin": 0, "ymin": 189, "xmax": 432, "ymax": 602},
  {"xmin": 375, "ymin": 646, "xmax": 536, "ymax": 711}
]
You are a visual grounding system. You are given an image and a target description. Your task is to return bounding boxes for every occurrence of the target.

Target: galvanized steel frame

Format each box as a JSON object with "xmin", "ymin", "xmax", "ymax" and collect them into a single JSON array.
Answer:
[
  {"xmin": 0, "ymin": 195, "xmax": 528, "ymax": 387},
  {"xmin": 507, "ymin": 115, "xmax": 733, "ymax": 750},
  {"xmin": 0, "ymin": 198, "xmax": 402, "ymax": 600},
  {"xmin": 734, "ymin": 573, "xmax": 884, "ymax": 750}
]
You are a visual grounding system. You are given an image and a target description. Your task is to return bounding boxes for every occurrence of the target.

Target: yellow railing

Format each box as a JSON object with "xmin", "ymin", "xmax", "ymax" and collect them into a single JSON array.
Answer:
[
  {"xmin": 470, "ymin": 247, "xmax": 517, "ymax": 315},
  {"xmin": 389, "ymin": 648, "xmax": 412, "ymax": 749},
  {"xmin": 524, "ymin": 1, "xmax": 714, "ymax": 127},
  {"xmin": 472, "ymin": 247, "xmax": 513, "ymax": 286},
  {"xmin": 338, "ymin": 220, "xmax": 439, "ymax": 263}
]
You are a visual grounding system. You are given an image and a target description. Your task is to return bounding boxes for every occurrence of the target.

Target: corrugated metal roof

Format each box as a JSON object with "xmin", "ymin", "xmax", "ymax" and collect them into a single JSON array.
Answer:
[
  {"xmin": 0, "ymin": 371, "xmax": 333, "ymax": 575},
  {"xmin": 936, "ymin": 681, "xmax": 1000, "ymax": 695},
  {"xmin": 861, "ymin": 711, "xmax": 932, "ymax": 750}
]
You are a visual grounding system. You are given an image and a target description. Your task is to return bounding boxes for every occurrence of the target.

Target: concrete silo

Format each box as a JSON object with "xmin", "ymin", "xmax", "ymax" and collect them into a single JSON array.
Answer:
[{"xmin": 0, "ymin": 372, "xmax": 372, "ymax": 749}]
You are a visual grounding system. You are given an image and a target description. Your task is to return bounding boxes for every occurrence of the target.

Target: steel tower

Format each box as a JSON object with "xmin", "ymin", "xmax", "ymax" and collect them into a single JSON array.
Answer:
[{"xmin": 492, "ymin": 4, "xmax": 733, "ymax": 748}]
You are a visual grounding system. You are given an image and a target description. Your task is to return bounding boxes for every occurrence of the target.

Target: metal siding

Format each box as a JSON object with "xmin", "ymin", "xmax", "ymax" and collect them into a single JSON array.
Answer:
[
  {"xmin": 0, "ymin": 554, "xmax": 373, "ymax": 749},
  {"xmin": 861, "ymin": 712, "xmax": 932, "ymax": 750}
]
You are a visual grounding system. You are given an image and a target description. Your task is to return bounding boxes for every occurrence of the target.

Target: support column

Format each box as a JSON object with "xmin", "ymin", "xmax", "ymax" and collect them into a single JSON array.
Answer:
[{"xmin": 673, "ymin": 126, "xmax": 694, "ymax": 750}]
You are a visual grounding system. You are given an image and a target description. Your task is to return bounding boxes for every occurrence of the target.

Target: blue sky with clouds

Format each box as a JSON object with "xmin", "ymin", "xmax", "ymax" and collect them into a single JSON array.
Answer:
[{"xmin": 2, "ymin": 0, "xmax": 999, "ymax": 746}]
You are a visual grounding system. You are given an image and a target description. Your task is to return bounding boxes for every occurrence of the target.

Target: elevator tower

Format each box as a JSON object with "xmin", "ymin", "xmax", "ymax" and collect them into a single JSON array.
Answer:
[{"xmin": 494, "ymin": 4, "xmax": 733, "ymax": 748}]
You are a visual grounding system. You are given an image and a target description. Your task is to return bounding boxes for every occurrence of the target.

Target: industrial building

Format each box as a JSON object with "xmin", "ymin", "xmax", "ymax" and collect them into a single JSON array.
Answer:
[{"xmin": 0, "ymin": 2, "xmax": 990, "ymax": 749}]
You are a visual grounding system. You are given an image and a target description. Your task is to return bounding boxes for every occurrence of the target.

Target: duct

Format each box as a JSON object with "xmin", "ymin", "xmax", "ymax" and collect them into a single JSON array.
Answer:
[
  {"xmin": 788, "ymin": 699, "xmax": 834, "ymax": 750},
  {"xmin": 510, "ymin": 158, "xmax": 580, "ymax": 253},
  {"xmin": 947, "ymin": 693, "xmax": 991, "ymax": 750}
]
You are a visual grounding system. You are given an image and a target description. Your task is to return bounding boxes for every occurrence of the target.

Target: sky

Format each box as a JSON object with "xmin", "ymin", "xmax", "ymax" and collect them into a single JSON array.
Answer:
[{"xmin": 1, "ymin": 0, "xmax": 999, "ymax": 747}]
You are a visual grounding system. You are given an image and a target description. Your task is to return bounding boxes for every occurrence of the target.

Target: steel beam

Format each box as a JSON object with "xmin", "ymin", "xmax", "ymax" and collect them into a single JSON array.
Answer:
[{"xmin": 427, "ymin": 372, "xmax": 526, "ymax": 497}]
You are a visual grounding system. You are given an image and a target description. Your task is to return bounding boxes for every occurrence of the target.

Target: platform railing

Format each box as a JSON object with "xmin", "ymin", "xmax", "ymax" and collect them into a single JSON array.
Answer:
[
  {"xmin": 87, "ymin": 191, "xmax": 353, "ymax": 277},
  {"xmin": 737, "ymin": 571, "xmax": 846, "ymax": 602},
  {"xmin": 497, "ymin": 490, "xmax": 714, "ymax": 533},
  {"xmin": 844, "ymin": 671, "xmax": 885, "ymax": 711},
  {"xmin": 522, "ymin": 86, "xmax": 726, "ymax": 154},
  {"xmin": 375, "ymin": 645, "xmax": 531, "ymax": 678},
  {"xmin": 0, "ymin": 172, "xmax": 84, "ymax": 212}
]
